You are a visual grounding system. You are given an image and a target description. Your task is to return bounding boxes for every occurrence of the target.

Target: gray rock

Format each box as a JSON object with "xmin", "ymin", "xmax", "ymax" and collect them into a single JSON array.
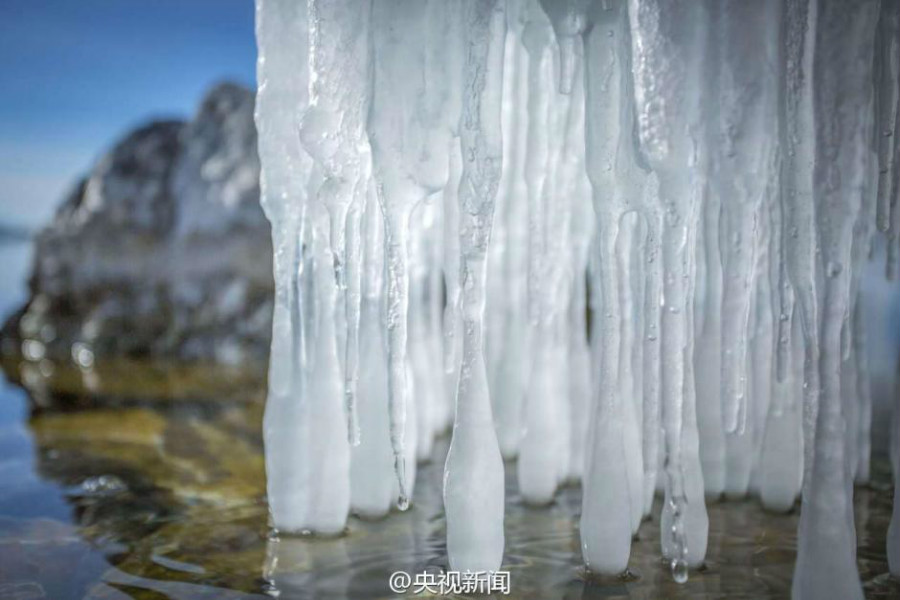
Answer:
[{"xmin": 1, "ymin": 82, "xmax": 273, "ymax": 367}]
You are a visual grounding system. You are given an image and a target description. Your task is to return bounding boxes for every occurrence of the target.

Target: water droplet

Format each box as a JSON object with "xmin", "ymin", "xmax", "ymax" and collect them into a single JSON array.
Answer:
[
  {"xmin": 671, "ymin": 558, "xmax": 689, "ymax": 584},
  {"xmin": 397, "ymin": 494, "xmax": 410, "ymax": 511}
]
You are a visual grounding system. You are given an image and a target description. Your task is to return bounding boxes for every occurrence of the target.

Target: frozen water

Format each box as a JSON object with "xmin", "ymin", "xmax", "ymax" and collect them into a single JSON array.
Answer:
[{"xmin": 255, "ymin": 0, "xmax": 900, "ymax": 592}]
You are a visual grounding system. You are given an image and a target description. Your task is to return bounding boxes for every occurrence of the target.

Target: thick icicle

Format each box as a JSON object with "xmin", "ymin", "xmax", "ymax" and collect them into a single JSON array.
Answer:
[
  {"xmin": 292, "ymin": 197, "xmax": 352, "ymax": 535},
  {"xmin": 484, "ymin": 14, "xmax": 515, "ymax": 461},
  {"xmin": 759, "ymin": 304, "xmax": 804, "ymax": 513},
  {"xmin": 694, "ymin": 179, "xmax": 725, "ymax": 500},
  {"xmin": 792, "ymin": 2, "xmax": 880, "ymax": 599},
  {"xmin": 368, "ymin": 0, "xmax": 456, "ymax": 506},
  {"xmin": 350, "ymin": 185, "xmax": 394, "ymax": 519},
  {"xmin": 409, "ymin": 201, "xmax": 439, "ymax": 462},
  {"xmin": 628, "ymin": 0, "xmax": 710, "ymax": 576},
  {"xmin": 779, "ymin": 2, "xmax": 825, "ymax": 549},
  {"xmin": 563, "ymin": 57, "xmax": 594, "ymax": 484},
  {"xmin": 765, "ymin": 281, "xmax": 797, "ymax": 505},
  {"xmin": 579, "ymin": 0, "xmax": 637, "ymax": 573},
  {"xmin": 443, "ymin": 146, "xmax": 464, "ymax": 431},
  {"xmin": 518, "ymin": 0, "xmax": 568, "ymax": 506},
  {"xmin": 256, "ymin": 0, "xmax": 312, "ymax": 533},
  {"xmin": 440, "ymin": 2, "xmax": 467, "ymax": 443},
  {"xmin": 674, "ymin": 161, "xmax": 709, "ymax": 572},
  {"xmin": 615, "ymin": 209, "xmax": 646, "ymax": 534},
  {"xmin": 712, "ymin": 1, "xmax": 781, "ymax": 437},
  {"xmin": 258, "ymin": 0, "xmax": 351, "ymax": 535},
  {"xmin": 443, "ymin": 0, "xmax": 507, "ymax": 574},
  {"xmin": 639, "ymin": 174, "xmax": 663, "ymax": 517},
  {"xmin": 421, "ymin": 0, "xmax": 466, "ymax": 449},
  {"xmin": 488, "ymin": 3, "xmax": 530, "ymax": 460}
]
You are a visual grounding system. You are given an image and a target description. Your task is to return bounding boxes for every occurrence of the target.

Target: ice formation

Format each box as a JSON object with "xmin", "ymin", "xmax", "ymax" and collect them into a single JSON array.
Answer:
[{"xmin": 255, "ymin": 0, "xmax": 900, "ymax": 593}]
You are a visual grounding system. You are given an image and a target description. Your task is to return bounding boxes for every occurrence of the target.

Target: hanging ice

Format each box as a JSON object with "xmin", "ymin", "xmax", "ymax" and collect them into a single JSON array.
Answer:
[
  {"xmin": 254, "ymin": 0, "xmax": 900, "ymax": 591},
  {"xmin": 442, "ymin": 0, "xmax": 507, "ymax": 573},
  {"xmin": 257, "ymin": 0, "xmax": 351, "ymax": 536}
]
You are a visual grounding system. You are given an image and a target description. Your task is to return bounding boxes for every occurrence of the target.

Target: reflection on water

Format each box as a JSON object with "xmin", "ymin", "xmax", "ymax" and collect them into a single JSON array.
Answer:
[
  {"xmin": 0, "ymin": 355, "xmax": 898, "ymax": 599},
  {"xmin": 0, "ymin": 241, "xmax": 898, "ymax": 600}
]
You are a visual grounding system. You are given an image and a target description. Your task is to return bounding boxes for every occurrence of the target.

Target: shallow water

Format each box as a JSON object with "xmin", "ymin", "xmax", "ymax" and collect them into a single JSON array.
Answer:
[{"xmin": 0, "ymin": 241, "xmax": 898, "ymax": 600}]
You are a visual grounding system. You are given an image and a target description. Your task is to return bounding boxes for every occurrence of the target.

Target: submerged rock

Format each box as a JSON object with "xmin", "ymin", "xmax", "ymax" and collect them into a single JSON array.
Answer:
[{"xmin": 1, "ymin": 82, "xmax": 272, "ymax": 368}]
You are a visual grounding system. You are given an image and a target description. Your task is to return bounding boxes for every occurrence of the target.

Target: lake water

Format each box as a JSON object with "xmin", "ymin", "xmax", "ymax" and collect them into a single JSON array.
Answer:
[{"xmin": 0, "ymin": 239, "xmax": 898, "ymax": 600}]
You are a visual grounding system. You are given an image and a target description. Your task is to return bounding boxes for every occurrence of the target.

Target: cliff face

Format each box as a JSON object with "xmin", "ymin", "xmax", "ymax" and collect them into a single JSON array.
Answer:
[{"xmin": 1, "ymin": 82, "xmax": 273, "ymax": 366}]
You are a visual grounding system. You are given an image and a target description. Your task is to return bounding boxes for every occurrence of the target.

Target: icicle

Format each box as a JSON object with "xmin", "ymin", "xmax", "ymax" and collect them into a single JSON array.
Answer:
[
  {"xmin": 640, "ymin": 174, "xmax": 663, "ymax": 517},
  {"xmin": 849, "ymin": 49, "xmax": 881, "ymax": 485},
  {"xmin": 694, "ymin": 181, "xmax": 726, "ymax": 500},
  {"xmin": 257, "ymin": 0, "xmax": 351, "ymax": 535},
  {"xmin": 409, "ymin": 200, "xmax": 439, "ymax": 462},
  {"xmin": 487, "ymin": 6, "xmax": 527, "ymax": 460},
  {"xmin": 674, "ymin": 166, "xmax": 710, "ymax": 572},
  {"xmin": 519, "ymin": 0, "xmax": 566, "ymax": 506},
  {"xmin": 628, "ymin": 0, "xmax": 710, "ymax": 577},
  {"xmin": 780, "ymin": 0, "xmax": 822, "ymax": 550},
  {"xmin": 743, "ymin": 237, "xmax": 776, "ymax": 501},
  {"xmin": 443, "ymin": 0, "xmax": 507, "ymax": 574},
  {"xmin": 538, "ymin": 0, "xmax": 591, "ymax": 94},
  {"xmin": 440, "ymin": 0, "xmax": 467, "ymax": 442},
  {"xmin": 290, "ymin": 197, "xmax": 352, "ymax": 535},
  {"xmin": 563, "ymin": 56, "xmax": 594, "ymax": 484},
  {"xmin": 350, "ymin": 184, "xmax": 394, "ymax": 519},
  {"xmin": 579, "ymin": 0, "xmax": 636, "ymax": 574},
  {"xmin": 423, "ymin": 0, "xmax": 466, "ymax": 443},
  {"xmin": 872, "ymin": 6, "xmax": 900, "ymax": 274},
  {"xmin": 542, "ymin": 62, "xmax": 578, "ymax": 491},
  {"xmin": 344, "ymin": 190, "xmax": 364, "ymax": 447},
  {"xmin": 443, "ymin": 145, "xmax": 464, "ymax": 429},
  {"xmin": 300, "ymin": 0, "xmax": 373, "ymax": 450},
  {"xmin": 709, "ymin": 1, "xmax": 781, "ymax": 437},
  {"xmin": 793, "ymin": 2, "xmax": 880, "ymax": 599},
  {"xmin": 368, "ymin": 0, "xmax": 456, "ymax": 507},
  {"xmin": 257, "ymin": 0, "xmax": 309, "ymax": 532},
  {"xmin": 758, "ymin": 118, "xmax": 801, "ymax": 507},
  {"xmin": 874, "ymin": 3, "xmax": 899, "ymax": 247},
  {"xmin": 367, "ymin": 0, "xmax": 420, "ymax": 508},
  {"xmin": 392, "ymin": 359, "xmax": 419, "ymax": 503},
  {"xmin": 759, "ymin": 304, "xmax": 804, "ymax": 513},
  {"xmin": 426, "ymin": 201, "xmax": 449, "ymax": 441},
  {"xmin": 615, "ymin": 209, "xmax": 646, "ymax": 534}
]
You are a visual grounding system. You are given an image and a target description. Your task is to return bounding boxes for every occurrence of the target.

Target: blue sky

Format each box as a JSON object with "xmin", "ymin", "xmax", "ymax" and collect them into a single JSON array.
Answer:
[{"xmin": 0, "ymin": 0, "xmax": 256, "ymax": 228}]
